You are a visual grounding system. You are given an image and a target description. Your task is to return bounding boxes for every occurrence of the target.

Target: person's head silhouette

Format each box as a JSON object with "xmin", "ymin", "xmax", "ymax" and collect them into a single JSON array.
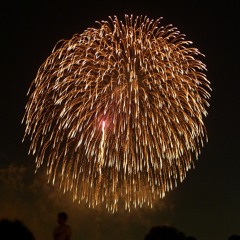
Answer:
[{"xmin": 57, "ymin": 212, "xmax": 68, "ymax": 226}]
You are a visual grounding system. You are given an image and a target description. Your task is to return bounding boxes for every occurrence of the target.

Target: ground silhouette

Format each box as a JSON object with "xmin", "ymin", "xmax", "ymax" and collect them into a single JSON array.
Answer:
[
  {"xmin": 229, "ymin": 235, "xmax": 240, "ymax": 240},
  {"xmin": 144, "ymin": 225, "xmax": 186, "ymax": 240},
  {"xmin": 0, "ymin": 218, "xmax": 35, "ymax": 240}
]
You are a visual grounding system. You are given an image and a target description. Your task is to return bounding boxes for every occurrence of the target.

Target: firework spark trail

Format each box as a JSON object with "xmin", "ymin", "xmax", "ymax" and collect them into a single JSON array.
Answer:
[
  {"xmin": 98, "ymin": 120, "xmax": 106, "ymax": 173},
  {"xmin": 23, "ymin": 15, "xmax": 211, "ymax": 212}
]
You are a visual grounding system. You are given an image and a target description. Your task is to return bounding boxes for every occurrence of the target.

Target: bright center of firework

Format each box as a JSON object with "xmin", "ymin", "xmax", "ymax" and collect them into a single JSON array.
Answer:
[
  {"xmin": 99, "ymin": 120, "xmax": 106, "ymax": 171},
  {"xmin": 102, "ymin": 120, "xmax": 106, "ymax": 131},
  {"xmin": 23, "ymin": 14, "xmax": 211, "ymax": 213}
]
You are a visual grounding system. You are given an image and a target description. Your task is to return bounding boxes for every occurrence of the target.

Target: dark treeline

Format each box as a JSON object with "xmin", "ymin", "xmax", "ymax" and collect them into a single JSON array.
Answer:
[{"xmin": 0, "ymin": 217, "xmax": 239, "ymax": 240}]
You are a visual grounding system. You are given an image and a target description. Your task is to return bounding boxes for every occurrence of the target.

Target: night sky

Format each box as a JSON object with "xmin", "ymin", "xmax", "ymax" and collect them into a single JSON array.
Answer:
[{"xmin": 1, "ymin": 1, "xmax": 239, "ymax": 240}]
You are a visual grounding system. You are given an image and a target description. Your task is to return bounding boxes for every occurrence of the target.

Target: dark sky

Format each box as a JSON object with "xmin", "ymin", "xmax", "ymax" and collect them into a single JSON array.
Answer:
[{"xmin": 1, "ymin": 1, "xmax": 239, "ymax": 240}]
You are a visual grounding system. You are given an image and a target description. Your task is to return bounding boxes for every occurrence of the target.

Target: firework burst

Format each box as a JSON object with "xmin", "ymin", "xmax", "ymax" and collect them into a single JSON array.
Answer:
[{"xmin": 23, "ymin": 15, "xmax": 211, "ymax": 212}]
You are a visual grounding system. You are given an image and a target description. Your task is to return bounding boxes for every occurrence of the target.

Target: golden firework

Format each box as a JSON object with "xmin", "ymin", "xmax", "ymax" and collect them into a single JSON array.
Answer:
[{"xmin": 23, "ymin": 15, "xmax": 211, "ymax": 212}]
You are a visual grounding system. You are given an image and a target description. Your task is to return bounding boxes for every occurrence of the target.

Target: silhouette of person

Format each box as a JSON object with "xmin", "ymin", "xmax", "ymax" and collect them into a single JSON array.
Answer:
[
  {"xmin": 0, "ymin": 218, "xmax": 35, "ymax": 240},
  {"xmin": 53, "ymin": 212, "xmax": 72, "ymax": 240},
  {"xmin": 144, "ymin": 225, "xmax": 186, "ymax": 240}
]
